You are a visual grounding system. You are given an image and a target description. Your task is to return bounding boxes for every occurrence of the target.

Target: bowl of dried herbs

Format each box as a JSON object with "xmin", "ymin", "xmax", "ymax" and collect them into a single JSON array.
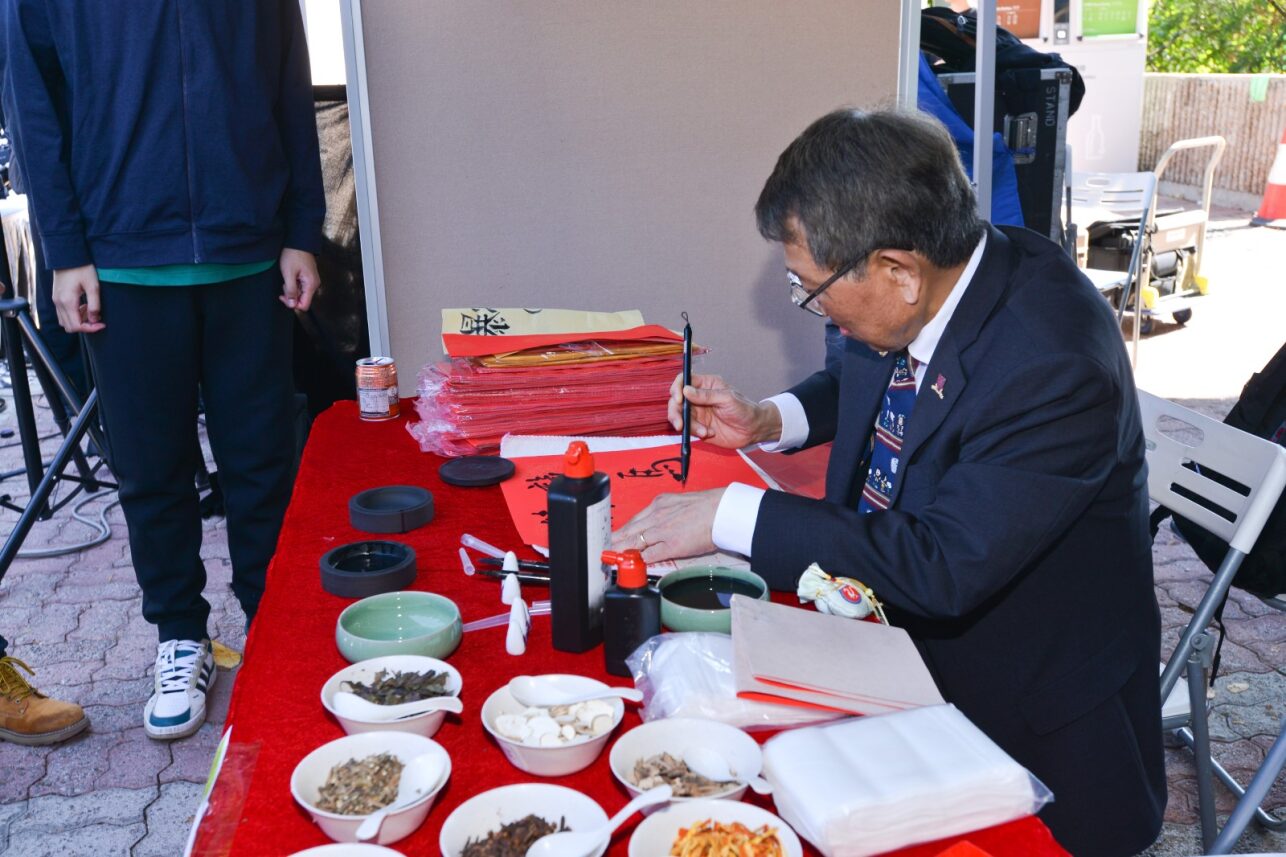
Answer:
[
  {"xmin": 438, "ymin": 783, "xmax": 609, "ymax": 857},
  {"xmin": 290, "ymin": 731, "xmax": 451, "ymax": 845},
  {"xmin": 321, "ymin": 655, "xmax": 463, "ymax": 738}
]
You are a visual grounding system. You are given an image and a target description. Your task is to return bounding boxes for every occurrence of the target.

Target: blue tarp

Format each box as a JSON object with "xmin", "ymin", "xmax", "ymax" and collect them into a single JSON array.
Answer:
[{"xmin": 917, "ymin": 53, "xmax": 1025, "ymax": 228}]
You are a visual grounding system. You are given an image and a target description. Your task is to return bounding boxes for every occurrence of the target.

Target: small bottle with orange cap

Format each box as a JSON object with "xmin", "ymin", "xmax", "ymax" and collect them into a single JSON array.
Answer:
[{"xmin": 601, "ymin": 549, "xmax": 661, "ymax": 677}]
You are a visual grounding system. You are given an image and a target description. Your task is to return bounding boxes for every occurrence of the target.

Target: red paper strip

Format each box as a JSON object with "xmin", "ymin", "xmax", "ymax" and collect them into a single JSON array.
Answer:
[
  {"xmin": 443, "ymin": 324, "xmax": 682, "ymax": 358},
  {"xmin": 499, "ymin": 443, "xmax": 770, "ymax": 547}
]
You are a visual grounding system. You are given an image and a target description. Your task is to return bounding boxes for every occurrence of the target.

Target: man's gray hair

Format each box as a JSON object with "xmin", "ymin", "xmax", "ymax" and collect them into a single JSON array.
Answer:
[{"xmin": 755, "ymin": 109, "xmax": 984, "ymax": 274}]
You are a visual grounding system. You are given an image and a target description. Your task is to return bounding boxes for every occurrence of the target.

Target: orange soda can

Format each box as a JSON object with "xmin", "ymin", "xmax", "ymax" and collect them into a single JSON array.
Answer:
[{"xmin": 356, "ymin": 357, "xmax": 400, "ymax": 421}]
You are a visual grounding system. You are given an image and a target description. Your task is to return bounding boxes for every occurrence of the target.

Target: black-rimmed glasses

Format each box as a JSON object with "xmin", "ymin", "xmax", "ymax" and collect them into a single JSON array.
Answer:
[{"xmin": 789, "ymin": 258, "xmax": 861, "ymax": 316}]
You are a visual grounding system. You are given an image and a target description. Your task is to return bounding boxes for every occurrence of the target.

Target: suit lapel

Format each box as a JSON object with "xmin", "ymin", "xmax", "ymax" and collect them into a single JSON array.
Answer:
[
  {"xmin": 892, "ymin": 226, "xmax": 1015, "ymax": 506},
  {"xmin": 827, "ymin": 345, "xmax": 896, "ymax": 505}
]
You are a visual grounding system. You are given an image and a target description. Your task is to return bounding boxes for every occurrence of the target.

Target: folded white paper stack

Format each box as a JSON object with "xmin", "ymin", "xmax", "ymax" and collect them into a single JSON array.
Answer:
[{"xmin": 761, "ymin": 704, "xmax": 1051, "ymax": 857}]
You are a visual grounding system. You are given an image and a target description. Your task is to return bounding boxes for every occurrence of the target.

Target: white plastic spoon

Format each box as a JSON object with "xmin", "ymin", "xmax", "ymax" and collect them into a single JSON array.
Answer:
[
  {"xmin": 333, "ymin": 690, "xmax": 463, "ymax": 722},
  {"xmin": 507, "ymin": 675, "xmax": 643, "ymax": 707},
  {"xmin": 525, "ymin": 785, "xmax": 673, "ymax": 857},
  {"xmin": 682, "ymin": 745, "xmax": 773, "ymax": 795},
  {"xmin": 354, "ymin": 752, "xmax": 448, "ymax": 841}
]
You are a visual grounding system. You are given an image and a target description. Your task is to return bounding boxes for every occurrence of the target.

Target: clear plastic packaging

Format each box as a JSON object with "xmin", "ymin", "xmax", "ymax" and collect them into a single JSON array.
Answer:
[
  {"xmin": 762, "ymin": 704, "xmax": 1054, "ymax": 857},
  {"xmin": 407, "ymin": 357, "xmax": 678, "ymax": 456},
  {"xmin": 626, "ymin": 632, "xmax": 843, "ymax": 731}
]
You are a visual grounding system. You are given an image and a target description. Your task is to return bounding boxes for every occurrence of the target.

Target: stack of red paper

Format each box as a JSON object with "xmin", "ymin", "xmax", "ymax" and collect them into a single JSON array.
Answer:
[{"xmin": 408, "ymin": 324, "xmax": 687, "ymax": 457}]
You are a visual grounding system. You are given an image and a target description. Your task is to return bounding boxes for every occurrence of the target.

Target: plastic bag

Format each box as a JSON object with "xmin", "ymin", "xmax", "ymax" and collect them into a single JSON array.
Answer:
[
  {"xmin": 626, "ymin": 632, "xmax": 842, "ymax": 731},
  {"xmin": 762, "ymin": 704, "xmax": 1054, "ymax": 857},
  {"xmin": 407, "ymin": 357, "xmax": 676, "ymax": 456}
]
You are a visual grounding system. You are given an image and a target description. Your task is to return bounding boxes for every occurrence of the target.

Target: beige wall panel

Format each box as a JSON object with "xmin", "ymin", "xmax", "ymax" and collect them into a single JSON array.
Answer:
[{"xmin": 360, "ymin": 1, "xmax": 900, "ymax": 397}]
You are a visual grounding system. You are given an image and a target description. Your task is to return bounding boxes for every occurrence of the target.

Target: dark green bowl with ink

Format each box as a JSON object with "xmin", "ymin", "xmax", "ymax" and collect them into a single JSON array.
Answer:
[{"xmin": 657, "ymin": 566, "xmax": 769, "ymax": 633}]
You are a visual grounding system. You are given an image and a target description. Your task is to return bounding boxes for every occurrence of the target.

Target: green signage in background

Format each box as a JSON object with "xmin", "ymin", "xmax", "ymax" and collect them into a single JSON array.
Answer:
[{"xmin": 1083, "ymin": 0, "xmax": 1139, "ymax": 37}]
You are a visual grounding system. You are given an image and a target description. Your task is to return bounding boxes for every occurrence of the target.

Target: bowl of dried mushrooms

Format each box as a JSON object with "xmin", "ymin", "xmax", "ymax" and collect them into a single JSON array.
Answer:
[
  {"xmin": 609, "ymin": 717, "xmax": 763, "ymax": 810},
  {"xmin": 290, "ymin": 731, "xmax": 451, "ymax": 845},
  {"xmin": 321, "ymin": 655, "xmax": 463, "ymax": 738},
  {"xmin": 480, "ymin": 675, "xmax": 624, "ymax": 776}
]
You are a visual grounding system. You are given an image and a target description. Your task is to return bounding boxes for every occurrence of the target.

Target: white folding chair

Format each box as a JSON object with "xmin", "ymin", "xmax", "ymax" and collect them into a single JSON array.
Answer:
[
  {"xmin": 1139, "ymin": 391, "xmax": 1286, "ymax": 853},
  {"xmin": 1070, "ymin": 171, "xmax": 1156, "ymax": 367}
]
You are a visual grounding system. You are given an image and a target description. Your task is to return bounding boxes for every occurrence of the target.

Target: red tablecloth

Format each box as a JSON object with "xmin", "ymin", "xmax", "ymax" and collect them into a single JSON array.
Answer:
[{"xmin": 203, "ymin": 402, "xmax": 1068, "ymax": 856}]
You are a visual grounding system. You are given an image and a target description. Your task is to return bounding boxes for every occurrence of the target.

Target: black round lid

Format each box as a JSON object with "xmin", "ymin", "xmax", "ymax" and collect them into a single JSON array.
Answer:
[
  {"xmin": 349, "ymin": 485, "xmax": 434, "ymax": 534},
  {"xmin": 439, "ymin": 455, "xmax": 516, "ymax": 487}
]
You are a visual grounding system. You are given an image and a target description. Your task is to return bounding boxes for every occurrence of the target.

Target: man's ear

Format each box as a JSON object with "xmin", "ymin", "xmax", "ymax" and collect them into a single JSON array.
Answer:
[{"xmin": 872, "ymin": 248, "xmax": 924, "ymax": 306}]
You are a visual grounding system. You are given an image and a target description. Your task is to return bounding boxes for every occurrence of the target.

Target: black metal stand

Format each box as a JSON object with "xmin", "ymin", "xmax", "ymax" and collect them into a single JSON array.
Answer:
[{"xmin": 0, "ymin": 296, "xmax": 115, "ymax": 583}]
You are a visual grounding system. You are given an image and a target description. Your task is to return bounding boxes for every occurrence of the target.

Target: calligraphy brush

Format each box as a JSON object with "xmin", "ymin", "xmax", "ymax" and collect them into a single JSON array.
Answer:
[
  {"xmin": 477, "ymin": 556, "xmax": 551, "ymax": 572},
  {"xmin": 681, "ymin": 311, "xmax": 692, "ymax": 485}
]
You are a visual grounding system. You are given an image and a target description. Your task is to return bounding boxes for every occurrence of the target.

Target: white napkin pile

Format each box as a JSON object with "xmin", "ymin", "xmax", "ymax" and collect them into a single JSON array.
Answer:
[{"xmin": 762, "ymin": 704, "xmax": 1051, "ymax": 857}]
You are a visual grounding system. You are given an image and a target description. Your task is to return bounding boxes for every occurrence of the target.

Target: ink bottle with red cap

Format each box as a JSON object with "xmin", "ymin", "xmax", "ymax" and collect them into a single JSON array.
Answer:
[
  {"xmin": 601, "ymin": 549, "xmax": 660, "ymax": 676},
  {"xmin": 547, "ymin": 441, "xmax": 611, "ymax": 653}
]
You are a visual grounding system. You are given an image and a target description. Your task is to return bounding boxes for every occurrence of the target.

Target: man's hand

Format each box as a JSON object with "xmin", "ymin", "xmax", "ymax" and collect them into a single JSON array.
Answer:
[
  {"xmin": 669, "ymin": 372, "xmax": 783, "ymax": 449},
  {"xmin": 279, "ymin": 248, "xmax": 320, "ymax": 311},
  {"xmin": 52, "ymin": 265, "xmax": 105, "ymax": 333},
  {"xmin": 611, "ymin": 488, "xmax": 724, "ymax": 564}
]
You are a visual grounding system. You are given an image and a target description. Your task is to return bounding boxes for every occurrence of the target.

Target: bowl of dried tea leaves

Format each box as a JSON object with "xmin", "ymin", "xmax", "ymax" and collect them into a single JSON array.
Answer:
[{"xmin": 322, "ymin": 655, "xmax": 463, "ymax": 738}]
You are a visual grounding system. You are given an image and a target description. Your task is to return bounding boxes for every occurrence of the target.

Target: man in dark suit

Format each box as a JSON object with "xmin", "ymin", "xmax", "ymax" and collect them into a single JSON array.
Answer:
[{"xmin": 614, "ymin": 109, "xmax": 1165, "ymax": 856}]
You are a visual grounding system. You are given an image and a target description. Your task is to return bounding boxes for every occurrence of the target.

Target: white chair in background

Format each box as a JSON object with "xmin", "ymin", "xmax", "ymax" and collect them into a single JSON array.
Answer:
[{"xmin": 1138, "ymin": 390, "xmax": 1286, "ymax": 854}]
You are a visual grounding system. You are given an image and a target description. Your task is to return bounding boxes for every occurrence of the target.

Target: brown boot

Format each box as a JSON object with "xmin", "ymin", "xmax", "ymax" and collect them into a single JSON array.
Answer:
[{"xmin": 0, "ymin": 656, "xmax": 90, "ymax": 746}]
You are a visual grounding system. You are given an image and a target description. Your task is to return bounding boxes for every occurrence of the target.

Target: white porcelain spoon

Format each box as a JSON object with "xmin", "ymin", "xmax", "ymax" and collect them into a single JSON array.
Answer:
[
  {"xmin": 507, "ymin": 675, "xmax": 643, "ymax": 708},
  {"xmin": 354, "ymin": 752, "xmax": 448, "ymax": 841},
  {"xmin": 682, "ymin": 745, "xmax": 772, "ymax": 795},
  {"xmin": 332, "ymin": 690, "xmax": 463, "ymax": 722},
  {"xmin": 525, "ymin": 785, "xmax": 673, "ymax": 857}
]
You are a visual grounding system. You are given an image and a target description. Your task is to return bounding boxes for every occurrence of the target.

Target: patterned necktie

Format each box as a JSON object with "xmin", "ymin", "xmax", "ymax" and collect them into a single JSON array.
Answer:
[{"xmin": 857, "ymin": 351, "xmax": 918, "ymax": 514}]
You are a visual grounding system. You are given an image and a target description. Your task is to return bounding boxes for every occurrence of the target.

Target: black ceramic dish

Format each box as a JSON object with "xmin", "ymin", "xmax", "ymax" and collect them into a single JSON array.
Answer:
[
  {"xmin": 320, "ymin": 540, "xmax": 417, "ymax": 598},
  {"xmin": 438, "ymin": 455, "xmax": 516, "ymax": 487},
  {"xmin": 348, "ymin": 485, "xmax": 435, "ymax": 533}
]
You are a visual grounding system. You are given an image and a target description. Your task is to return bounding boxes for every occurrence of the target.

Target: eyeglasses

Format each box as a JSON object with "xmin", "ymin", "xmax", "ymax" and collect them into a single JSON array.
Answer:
[{"xmin": 788, "ymin": 258, "xmax": 861, "ymax": 316}]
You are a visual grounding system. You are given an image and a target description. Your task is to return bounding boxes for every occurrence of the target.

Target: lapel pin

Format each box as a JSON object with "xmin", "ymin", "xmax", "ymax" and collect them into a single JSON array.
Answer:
[{"xmin": 931, "ymin": 374, "xmax": 946, "ymax": 399}]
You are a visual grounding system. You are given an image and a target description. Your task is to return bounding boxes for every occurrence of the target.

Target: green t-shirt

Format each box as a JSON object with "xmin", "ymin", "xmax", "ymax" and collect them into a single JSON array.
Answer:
[{"xmin": 96, "ymin": 259, "xmax": 276, "ymax": 286}]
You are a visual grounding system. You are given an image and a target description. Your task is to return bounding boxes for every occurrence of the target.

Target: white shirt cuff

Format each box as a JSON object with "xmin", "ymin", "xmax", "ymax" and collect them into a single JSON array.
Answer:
[
  {"xmin": 712, "ymin": 481, "xmax": 766, "ymax": 557},
  {"xmin": 757, "ymin": 393, "xmax": 809, "ymax": 452}
]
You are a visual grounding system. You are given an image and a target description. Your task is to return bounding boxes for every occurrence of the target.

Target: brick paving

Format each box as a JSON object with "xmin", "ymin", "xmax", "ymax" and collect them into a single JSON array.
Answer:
[
  {"xmin": 0, "ymin": 421, "xmax": 242, "ymax": 856},
  {"xmin": 0, "ymin": 210, "xmax": 1283, "ymax": 855}
]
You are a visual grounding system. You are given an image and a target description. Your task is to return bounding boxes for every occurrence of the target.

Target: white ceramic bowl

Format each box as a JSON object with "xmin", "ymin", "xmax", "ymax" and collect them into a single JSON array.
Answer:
[
  {"xmin": 289, "ymin": 845, "xmax": 406, "ymax": 856},
  {"xmin": 290, "ymin": 731, "xmax": 451, "ymax": 845},
  {"xmin": 628, "ymin": 799, "xmax": 804, "ymax": 857},
  {"xmin": 438, "ymin": 783, "xmax": 610, "ymax": 857},
  {"xmin": 609, "ymin": 717, "xmax": 762, "ymax": 812},
  {"xmin": 480, "ymin": 675, "xmax": 624, "ymax": 776},
  {"xmin": 321, "ymin": 655, "xmax": 463, "ymax": 738}
]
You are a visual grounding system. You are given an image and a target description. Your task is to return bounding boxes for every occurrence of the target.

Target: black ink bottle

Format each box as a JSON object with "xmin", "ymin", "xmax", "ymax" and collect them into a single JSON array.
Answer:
[
  {"xmin": 547, "ymin": 441, "xmax": 611, "ymax": 652},
  {"xmin": 601, "ymin": 549, "xmax": 660, "ymax": 677}
]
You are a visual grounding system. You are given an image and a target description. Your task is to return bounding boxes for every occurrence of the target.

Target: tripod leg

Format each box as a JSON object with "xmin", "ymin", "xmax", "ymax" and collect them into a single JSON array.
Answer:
[
  {"xmin": 0, "ymin": 390, "xmax": 99, "ymax": 582},
  {"xmin": 16, "ymin": 310, "xmax": 112, "ymax": 474},
  {"xmin": 2, "ymin": 310, "xmax": 49, "ymax": 517},
  {"xmin": 26, "ymin": 339, "xmax": 96, "ymax": 491}
]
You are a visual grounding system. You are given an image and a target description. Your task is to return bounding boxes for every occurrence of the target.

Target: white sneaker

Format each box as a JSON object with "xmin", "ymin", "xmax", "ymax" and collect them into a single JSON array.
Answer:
[{"xmin": 144, "ymin": 639, "xmax": 216, "ymax": 740}]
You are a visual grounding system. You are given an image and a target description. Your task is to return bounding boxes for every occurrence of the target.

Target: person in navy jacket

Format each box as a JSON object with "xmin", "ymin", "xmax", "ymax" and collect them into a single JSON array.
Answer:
[
  {"xmin": 3, "ymin": 0, "xmax": 325, "ymax": 740},
  {"xmin": 616, "ymin": 109, "xmax": 1165, "ymax": 856}
]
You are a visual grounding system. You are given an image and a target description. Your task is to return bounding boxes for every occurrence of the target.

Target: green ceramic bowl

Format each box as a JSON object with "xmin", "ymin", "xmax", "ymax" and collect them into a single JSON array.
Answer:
[
  {"xmin": 657, "ymin": 566, "xmax": 769, "ymax": 633},
  {"xmin": 335, "ymin": 590, "xmax": 463, "ymax": 663}
]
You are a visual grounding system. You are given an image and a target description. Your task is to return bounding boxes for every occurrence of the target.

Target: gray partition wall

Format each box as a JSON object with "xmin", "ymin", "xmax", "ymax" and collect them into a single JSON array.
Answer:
[{"xmin": 350, "ymin": 2, "xmax": 901, "ymax": 396}]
